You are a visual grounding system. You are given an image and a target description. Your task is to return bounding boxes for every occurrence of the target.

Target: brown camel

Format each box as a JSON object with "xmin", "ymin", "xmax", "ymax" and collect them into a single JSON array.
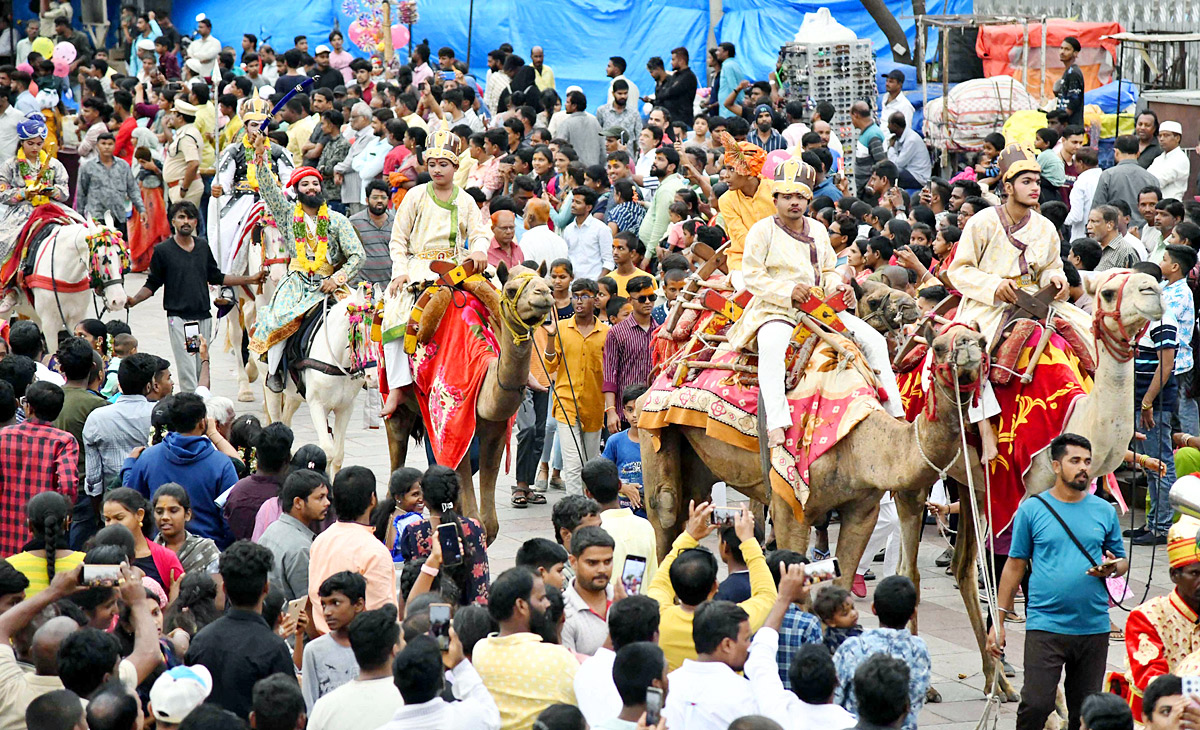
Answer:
[{"xmin": 385, "ymin": 263, "xmax": 554, "ymax": 541}]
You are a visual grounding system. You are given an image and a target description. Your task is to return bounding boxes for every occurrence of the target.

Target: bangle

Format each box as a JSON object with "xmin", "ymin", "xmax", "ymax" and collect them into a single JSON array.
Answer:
[
  {"xmin": 200, "ymin": 360, "xmax": 210, "ymax": 365},
  {"xmin": 1142, "ymin": 402, "xmax": 1154, "ymax": 411},
  {"xmin": 605, "ymin": 406, "xmax": 618, "ymax": 413},
  {"xmin": 420, "ymin": 564, "xmax": 439, "ymax": 577}
]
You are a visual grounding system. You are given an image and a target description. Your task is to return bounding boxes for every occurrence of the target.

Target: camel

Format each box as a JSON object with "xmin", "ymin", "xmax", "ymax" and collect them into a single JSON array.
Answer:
[
  {"xmin": 4, "ymin": 219, "xmax": 129, "ymax": 349},
  {"xmin": 385, "ymin": 263, "xmax": 554, "ymax": 541}
]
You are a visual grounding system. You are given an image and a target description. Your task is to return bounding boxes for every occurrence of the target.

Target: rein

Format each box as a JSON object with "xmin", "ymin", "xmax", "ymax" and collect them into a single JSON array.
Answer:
[
  {"xmin": 1091, "ymin": 273, "xmax": 1146, "ymax": 363},
  {"xmin": 924, "ymin": 322, "xmax": 987, "ymax": 422}
]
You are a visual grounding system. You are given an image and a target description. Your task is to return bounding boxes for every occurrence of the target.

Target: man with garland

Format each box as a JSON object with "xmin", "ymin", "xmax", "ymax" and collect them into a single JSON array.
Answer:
[
  {"xmin": 209, "ymin": 96, "xmax": 294, "ymax": 274},
  {"xmin": 246, "ymin": 129, "xmax": 365, "ymax": 392},
  {"xmin": 1112, "ymin": 516, "xmax": 1200, "ymax": 722},
  {"xmin": 380, "ymin": 130, "xmax": 492, "ymax": 418}
]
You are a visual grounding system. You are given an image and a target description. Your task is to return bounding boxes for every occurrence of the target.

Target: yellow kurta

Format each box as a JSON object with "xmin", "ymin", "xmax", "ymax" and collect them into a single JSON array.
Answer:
[
  {"xmin": 719, "ymin": 178, "xmax": 776, "ymax": 272},
  {"xmin": 945, "ymin": 206, "xmax": 1092, "ymax": 355},
  {"xmin": 725, "ymin": 215, "xmax": 841, "ymax": 352},
  {"xmin": 381, "ymin": 183, "xmax": 493, "ymax": 341}
]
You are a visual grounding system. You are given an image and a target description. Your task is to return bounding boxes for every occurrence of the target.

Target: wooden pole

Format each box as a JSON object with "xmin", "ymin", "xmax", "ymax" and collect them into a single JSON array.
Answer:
[{"xmin": 383, "ymin": 0, "xmax": 393, "ymax": 66}]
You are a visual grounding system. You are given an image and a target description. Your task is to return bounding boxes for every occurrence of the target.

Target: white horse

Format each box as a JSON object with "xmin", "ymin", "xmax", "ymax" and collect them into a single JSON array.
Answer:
[
  {"xmin": 224, "ymin": 216, "xmax": 285, "ymax": 401},
  {"xmin": 6, "ymin": 219, "xmax": 128, "ymax": 350},
  {"xmin": 264, "ymin": 285, "xmax": 372, "ymax": 474}
]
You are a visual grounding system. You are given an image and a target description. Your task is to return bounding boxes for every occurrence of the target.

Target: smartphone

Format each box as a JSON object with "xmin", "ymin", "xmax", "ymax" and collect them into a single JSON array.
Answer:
[
  {"xmin": 805, "ymin": 557, "xmax": 841, "ymax": 584},
  {"xmin": 441, "ymin": 71, "xmax": 455, "ymax": 82},
  {"xmin": 436, "ymin": 522, "xmax": 463, "ymax": 567},
  {"xmin": 710, "ymin": 506, "xmax": 742, "ymax": 527},
  {"xmin": 621, "ymin": 555, "xmax": 647, "ymax": 595},
  {"xmin": 645, "ymin": 687, "xmax": 663, "ymax": 725},
  {"xmin": 285, "ymin": 597, "xmax": 306, "ymax": 625},
  {"xmin": 82, "ymin": 564, "xmax": 121, "ymax": 585},
  {"xmin": 184, "ymin": 321, "xmax": 200, "ymax": 353},
  {"xmin": 429, "ymin": 602, "xmax": 451, "ymax": 651},
  {"xmin": 1184, "ymin": 676, "xmax": 1200, "ymax": 697}
]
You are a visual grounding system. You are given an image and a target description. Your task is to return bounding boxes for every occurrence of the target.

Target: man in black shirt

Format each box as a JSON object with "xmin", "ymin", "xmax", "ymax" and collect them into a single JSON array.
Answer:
[
  {"xmin": 1055, "ymin": 36, "xmax": 1085, "ymax": 127},
  {"xmin": 186, "ymin": 541, "xmax": 295, "ymax": 719},
  {"xmin": 658, "ymin": 47, "xmax": 697, "ymax": 127},
  {"xmin": 126, "ymin": 201, "xmax": 263, "ymax": 393}
]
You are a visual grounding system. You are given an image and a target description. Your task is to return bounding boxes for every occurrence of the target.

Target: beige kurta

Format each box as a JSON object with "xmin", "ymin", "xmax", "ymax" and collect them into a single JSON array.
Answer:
[
  {"xmin": 725, "ymin": 215, "xmax": 841, "ymax": 353},
  {"xmin": 381, "ymin": 183, "xmax": 492, "ymax": 342},
  {"xmin": 945, "ymin": 206, "xmax": 1093, "ymax": 357}
]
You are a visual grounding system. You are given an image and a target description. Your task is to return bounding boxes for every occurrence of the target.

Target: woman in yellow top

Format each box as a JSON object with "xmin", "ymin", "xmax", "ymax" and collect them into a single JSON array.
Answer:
[{"xmin": 5, "ymin": 492, "xmax": 84, "ymax": 597}]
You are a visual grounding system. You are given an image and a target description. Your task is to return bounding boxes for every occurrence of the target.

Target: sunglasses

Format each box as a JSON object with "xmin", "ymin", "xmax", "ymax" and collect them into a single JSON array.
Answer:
[{"xmin": 631, "ymin": 294, "xmax": 655, "ymax": 304}]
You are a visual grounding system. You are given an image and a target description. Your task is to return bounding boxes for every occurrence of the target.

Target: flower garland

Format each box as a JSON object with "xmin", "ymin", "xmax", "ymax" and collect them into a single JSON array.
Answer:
[
  {"xmin": 16, "ymin": 148, "xmax": 55, "ymax": 206},
  {"xmin": 86, "ymin": 228, "xmax": 130, "ymax": 290},
  {"xmin": 291, "ymin": 202, "xmax": 330, "ymax": 275}
]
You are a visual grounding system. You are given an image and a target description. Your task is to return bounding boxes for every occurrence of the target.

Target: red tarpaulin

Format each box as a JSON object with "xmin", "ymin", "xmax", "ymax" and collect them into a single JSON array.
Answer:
[{"xmin": 976, "ymin": 21, "xmax": 1123, "ymax": 102}]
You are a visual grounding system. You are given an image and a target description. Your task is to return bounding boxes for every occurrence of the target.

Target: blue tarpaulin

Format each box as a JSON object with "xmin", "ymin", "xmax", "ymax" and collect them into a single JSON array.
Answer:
[
  {"xmin": 716, "ymin": 0, "xmax": 972, "ymax": 85},
  {"xmin": 164, "ymin": 0, "xmax": 709, "ymax": 112}
]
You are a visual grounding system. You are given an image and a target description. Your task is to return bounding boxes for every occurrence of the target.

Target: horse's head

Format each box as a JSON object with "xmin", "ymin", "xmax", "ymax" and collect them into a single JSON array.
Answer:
[
  {"xmin": 261, "ymin": 224, "xmax": 290, "ymax": 284},
  {"xmin": 929, "ymin": 323, "xmax": 988, "ymax": 400},
  {"xmin": 854, "ymin": 277, "xmax": 921, "ymax": 336},
  {"xmin": 496, "ymin": 261, "xmax": 553, "ymax": 340},
  {"xmin": 1089, "ymin": 270, "xmax": 1163, "ymax": 356},
  {"xmin": 85, "ymin": 226, "xmax": 128, "ymax": 312}
]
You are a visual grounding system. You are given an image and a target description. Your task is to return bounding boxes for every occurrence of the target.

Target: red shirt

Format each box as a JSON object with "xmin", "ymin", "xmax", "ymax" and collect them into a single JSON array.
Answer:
[
  {"xmin": 384, "ymin": 145, "xmax": 411, "ymax": 176},
  {"xmin": 0, "ymin": 420, "xmax": 78, "ymax": 556},
  {"xmin": 114, "ymin": 116, "xmax": 138, "ymax": 165}
]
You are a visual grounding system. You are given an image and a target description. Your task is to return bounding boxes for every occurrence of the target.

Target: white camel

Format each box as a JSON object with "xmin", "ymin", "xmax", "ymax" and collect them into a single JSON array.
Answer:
[
  {"xmin": 2, "ymin": 219, "xmax": 128, "ymax": 350},
  {"xmin": 263, "ymin": 285, "xmax": 371, "ymax": 474}
]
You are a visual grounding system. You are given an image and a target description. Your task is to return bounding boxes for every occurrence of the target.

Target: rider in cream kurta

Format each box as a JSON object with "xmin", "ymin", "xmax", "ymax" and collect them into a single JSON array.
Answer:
[{"xmin": 381, "ymin": 131, "xmax": 492, "ymax": 403}]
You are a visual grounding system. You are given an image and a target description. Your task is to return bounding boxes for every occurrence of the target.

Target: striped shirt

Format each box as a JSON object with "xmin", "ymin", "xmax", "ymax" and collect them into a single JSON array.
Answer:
[
  {"xmin": 602, "ymin": 314, "xmax": 655, "ymax": 397},
  {"xmin": 605, "ymin": 201, "xmax": 646, "ymax": 234},
  {"xmin": 1135, "ymin": 311, "xmax": 1179, "ymax": 414},
  {"xmin": 348, "ymin": 209, "xmax": 395, "ymax": 287}
]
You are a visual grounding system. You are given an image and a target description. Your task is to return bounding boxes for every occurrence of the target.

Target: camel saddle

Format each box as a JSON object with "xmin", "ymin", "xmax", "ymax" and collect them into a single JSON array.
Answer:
[
  {"xmin": 990, "ymin": 286, "xmax": 1095, "ymax": 384},
  {"xmin": 403, "ymin": 259, "xmax": 502, "ymax": 355}
]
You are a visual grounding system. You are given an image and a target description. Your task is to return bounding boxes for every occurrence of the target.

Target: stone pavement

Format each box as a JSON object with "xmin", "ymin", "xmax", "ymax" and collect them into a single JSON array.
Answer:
[{"xmin": 123, "ymin": 271, "xmax": 1172, "ymax": 729}]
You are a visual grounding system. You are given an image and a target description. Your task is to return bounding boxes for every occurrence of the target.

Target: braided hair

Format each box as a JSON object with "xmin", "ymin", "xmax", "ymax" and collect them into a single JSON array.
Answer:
[
  {"xmin": 421, "ymin": 465, "xmax": 473, "ymax": 604},
  {"xmin": 229, "ymin": 415, "xmax": 263, "ymax": 473},
  {"xmin": 26, "ymin": 492, "xmax": 70, "ymax": 583},
  {"xmin": 164, "ymin": 572, "xmax": 221, "ymax": 636}
]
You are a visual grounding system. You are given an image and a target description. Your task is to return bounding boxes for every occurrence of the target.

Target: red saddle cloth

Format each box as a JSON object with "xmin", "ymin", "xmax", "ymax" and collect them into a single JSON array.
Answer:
[
  {"xmin": 411, "ymin": 291, "xmax": 508, "ymax": 470},
  {"xmin": 1, "ymin": 203, "xmax": 72, "ymax": 289}
]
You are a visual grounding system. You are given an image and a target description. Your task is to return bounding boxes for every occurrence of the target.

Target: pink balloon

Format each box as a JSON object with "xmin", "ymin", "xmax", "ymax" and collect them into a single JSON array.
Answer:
[
  {"xmin": 53, "ymin": 58, "xmax": 70, "ymax": 78},
  {"xmin": 52, "ymin": 41, "xmax": 76, "ymax": 64},
  {"xmin": 15, "ymin": 63, "xmax": 32, "ymax": 74},
  {"xmin": 391, "ymin": 24, "xmax": 409, "ymax": 48},
  {"xmin": 762, "ymin": 149, "xmax": 796, "ymax": 179},
  {"xmin": 28, "ymin": 81, "xmax": 37, "ymax": 96},
  {"xmin": 347, "ymin": 20, "xmax": 369, "ymax": 50}
]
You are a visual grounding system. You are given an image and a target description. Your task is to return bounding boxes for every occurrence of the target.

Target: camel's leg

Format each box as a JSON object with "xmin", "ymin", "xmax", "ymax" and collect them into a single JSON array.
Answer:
[
  {"xmin": 385, "ymin": 403, "xmax": 419, "ymax": 471},
  {"xmin": 770, "ymin": 490, "xmax": 808, "ymax": 553},
  {"xmin": 455, "ymin": 451, "xmax": 481, "ymax": 528},
  {"xmin": 474, "ymin": 418, "xmax": 507, "ymax": 544},
  {"xmin": 893, "ymin": 486, "xmax": 930, "ymax": 632},
  {"xmin": 956, "ymin": 492, "xmax": 1020, "ymax": 703},
  {"xmin": 644, "ymin": 426, "xmax": 684, "ymax": 561},
  {"xmin": 831, "ymin": 495, "xmax": 881, "ymax": 594}
]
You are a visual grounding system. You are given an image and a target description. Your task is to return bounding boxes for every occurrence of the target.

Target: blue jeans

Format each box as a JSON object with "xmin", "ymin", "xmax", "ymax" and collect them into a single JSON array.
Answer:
[
  {"xmin": 1142, "ymin": 408, "xmax": 1178, "ymax": 534},
  {"xmin": 1176, "ymin": 369, "xmax": 1199, "ymax": 437}
]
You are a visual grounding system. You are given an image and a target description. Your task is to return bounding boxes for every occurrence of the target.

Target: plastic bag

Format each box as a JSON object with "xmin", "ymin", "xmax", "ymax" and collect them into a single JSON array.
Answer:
[{"xmin": 793, "ymin": 8, "xmax": 858, "ymax": 44}]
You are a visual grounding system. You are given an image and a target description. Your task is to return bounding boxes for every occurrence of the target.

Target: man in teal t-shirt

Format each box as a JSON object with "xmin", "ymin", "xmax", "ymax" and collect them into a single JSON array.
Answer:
[{"xmin": 989, "ymin": 433, "xmax": 1126, "ymax": 730}]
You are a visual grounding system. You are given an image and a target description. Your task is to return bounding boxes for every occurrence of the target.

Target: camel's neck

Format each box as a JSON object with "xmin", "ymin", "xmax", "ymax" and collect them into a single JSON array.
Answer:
[
  {"xmin": 479, "ymin": 322, "xmax": 534, "ymax": 420},
  {"xmin": 1065, "ymin": 335, "xmax": 1135, "ymax": 470}
]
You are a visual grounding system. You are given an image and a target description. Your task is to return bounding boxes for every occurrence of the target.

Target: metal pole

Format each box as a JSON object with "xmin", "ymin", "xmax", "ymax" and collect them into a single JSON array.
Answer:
[
  {"xmin": 919, "ymin": 16, "xmax": 928, "ymax": 139},
  {"xmin": 1022, "ymin": 19, "xmax": 1030, "ymax": 98},
  {"xmin": 466, "ymin": 0, "xmax": 474, "ymax": 69},
  {"xmin": 1039, "ymin": 15, "xmax": 1047, "ymax": 105},
  {"xmin": 1116, "ymin": 40, "xmax": 1124, "ymax": 143},
  {"xmin": 942, "ymin": 20, "xmax": 950, "ymax": 169}
]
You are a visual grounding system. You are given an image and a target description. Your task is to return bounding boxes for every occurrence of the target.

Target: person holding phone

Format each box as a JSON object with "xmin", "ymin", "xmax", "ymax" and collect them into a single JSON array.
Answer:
[{"xmin": 398, "ymin": 465, "xmax": 491, "ymax": 606}]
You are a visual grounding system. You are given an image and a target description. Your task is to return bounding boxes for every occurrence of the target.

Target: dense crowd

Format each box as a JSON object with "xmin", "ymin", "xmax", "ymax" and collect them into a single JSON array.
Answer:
[{"xmin": 0, "ymin": 7, "xmax": 1197, "ymax": 730}]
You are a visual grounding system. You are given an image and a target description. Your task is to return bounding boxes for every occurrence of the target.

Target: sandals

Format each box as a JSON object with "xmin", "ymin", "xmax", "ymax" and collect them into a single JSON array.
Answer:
[
  {"xmin": 1110, "ymin": 629, "xmax": 1125, "ymax": 642},
  {"xmin": 511, "ymin": 487, "xmax": 546, "ymax": 508}
]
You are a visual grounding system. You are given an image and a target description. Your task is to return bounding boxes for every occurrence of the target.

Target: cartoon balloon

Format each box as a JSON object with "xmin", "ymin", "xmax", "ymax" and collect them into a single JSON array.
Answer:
[
  {"xmin": 53, "ymin": 58, "xmax": 70, "ymax": 77},
  {"xmin": 31, "ymin": 37, "xmax": 54, "ymax": 58},
  {"xmin": 347, "ymin": 20, "xmax": 369, "ymax": 50},
  {"xmin": 762, "ymin": 149, "xmax": 797, "ymax": 179},
  {"xmin": 52, "ymin": 41, "xmax": 77, "ymax": 64},
  {"xmin": 391, "ymin": 24, "xmax": 409, "ymax": 48}
]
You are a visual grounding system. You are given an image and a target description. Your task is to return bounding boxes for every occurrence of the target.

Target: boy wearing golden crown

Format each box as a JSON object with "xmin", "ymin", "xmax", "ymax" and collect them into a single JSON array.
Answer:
[
  {"xmin": 379, "ymin": 130, "xmax": 491, "ymax": 417},
  {"xmin": 246, "ymin": 129, "xmax": 364, "ymax": 391}
]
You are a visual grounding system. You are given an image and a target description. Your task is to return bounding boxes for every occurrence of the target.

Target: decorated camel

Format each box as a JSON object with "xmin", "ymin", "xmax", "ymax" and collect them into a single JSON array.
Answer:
[{"xmin": 384, "ymin": 262, "xmax": 554, "ymax": 541}]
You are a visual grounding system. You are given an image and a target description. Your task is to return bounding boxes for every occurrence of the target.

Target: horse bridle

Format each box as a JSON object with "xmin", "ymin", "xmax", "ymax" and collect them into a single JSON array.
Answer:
[
  {"xmin": 496, "ymin": 271, "xmax": 549, "ymax": 392},
  {"xmin": 1092, "ymin": 272, "xmax": 1147, "ymax": 364}
]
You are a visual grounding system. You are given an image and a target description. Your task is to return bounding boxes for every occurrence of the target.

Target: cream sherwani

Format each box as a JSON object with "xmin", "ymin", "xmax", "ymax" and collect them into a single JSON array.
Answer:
[
  {"xmin": 945, "ymin": 206, "xmax": 1093, "ymax": 359},
  {"xmin": 382, "ymin": 182, "xmax": 492, "ymax": 387}
]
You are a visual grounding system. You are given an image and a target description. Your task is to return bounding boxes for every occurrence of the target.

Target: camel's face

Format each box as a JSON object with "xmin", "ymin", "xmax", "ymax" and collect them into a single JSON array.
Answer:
[
  {"xmin": 856, "ymin": 279, "xmax": 921, "ymax": 335},
  {"xmin": 500, "ymin": 265, "xmax": 554, "ymax": 326},
  {"xmin": 931, "ymin": 325, "xmax": 987, "ymax": 387},
  {"xmin": 1091, "ymin": 271, "xmax": 1163, "ymax": 341}
]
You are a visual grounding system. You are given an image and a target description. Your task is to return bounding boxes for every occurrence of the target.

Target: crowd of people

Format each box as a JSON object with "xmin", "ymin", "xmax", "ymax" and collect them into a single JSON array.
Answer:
[{"xmin": 0, "ymin": 7, "xmax": 1195, "ymax": 730}]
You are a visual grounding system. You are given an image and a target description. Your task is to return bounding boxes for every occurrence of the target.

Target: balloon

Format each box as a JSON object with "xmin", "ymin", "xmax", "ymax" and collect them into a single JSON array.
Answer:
[
  {"xmin": 391, "ymin": 24, "xmax": 409, "ymax": 49},
  {"xmin": 762, "ymin": 149, "xmax": 797, "ymax": 179},
  {"xmin": 642, "ymin": 101, "xmax": 653, "ymax": 115},
  {"xmin": 347, "ymin": 20, "xmax": 369, "ymax": 50},
  {"xmin": 52, "ymin": 41, "xmax": 77, "ymax": 64},
  {"xmin": 376, "ymin": 41, "xmax": 384, "ymax": 52},
  {"xmin": 15, "ymin": 63, "xmax": 32, "ymax": 75},
  {"xmin": 53, "ymin": 58, "xmax": 70, "ymax": 78},
  {"xmin": 31, "ymin": 37, "xmax": 54, "ymax": 58},
  {"xmin": 28, "ymin": 81, "xmax": 37, "ymax": 96}
]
